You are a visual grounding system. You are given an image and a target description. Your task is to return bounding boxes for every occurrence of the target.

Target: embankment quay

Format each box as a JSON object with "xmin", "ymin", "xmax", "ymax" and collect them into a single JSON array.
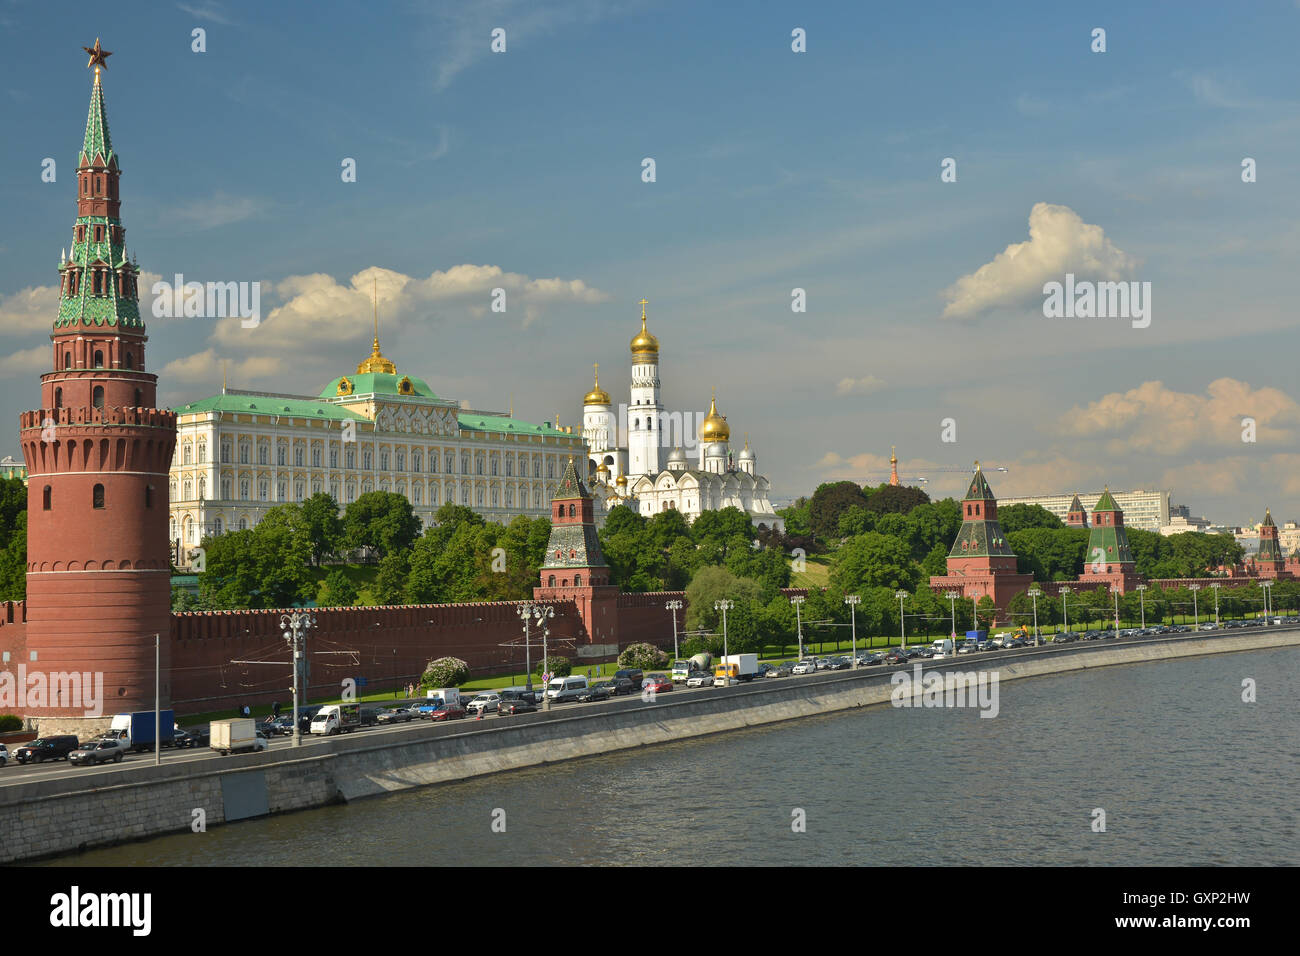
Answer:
[{"xmin": 3, "ymin": 627, "xmax": 1296, "ymax": 864}]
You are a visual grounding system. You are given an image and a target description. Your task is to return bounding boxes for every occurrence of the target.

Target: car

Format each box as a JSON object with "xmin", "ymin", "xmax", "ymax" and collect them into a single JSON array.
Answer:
[
  {"xmin": 466, "ymin": 694, "xmax": 501, "ymax": 714},
  {"xmin": 606, "ymin": 677, "xmax": 636, "ymax": 696},
  {"xmin": 814, "ymin": 658, "xmax": 832, "ymax": 670},
  {"xmin": 297, "ymin": 708, "xmax": 320, "ymax": 734},
  {"xmin": 791, "ymin": 660, "xmax": 816, "ymax": 675},
  {"xmin": 498, "ymin": 700, "xmax": 538, "ymax": 715},
  {"xmin": 576, "ymin": 682, "xmax": 614, "ymax": 702},
  {"xmin": 826, "ymin": 656, "xmax": 851, "ymax": 670},
  {"xmin": 765, "ymin": 662, "xmax": 794, "ymax": 678},
  {"xmin": 172, "ymin": 728, "xmax": 196, "ymax": 748},
  {"xmin": 177, "ymin": 726, "xmax": 211, "ymax": 748},
  {"xmin": 13, "ymin": 735, "xmax": 81, "ymax": 764},
  {"xmin": 430, "ymin": 705, "xmax": 467, "ymax": 721},
  {"xmin": 359, "ymin": 707, "xmax": 382, "ymax": 727},
  {"xmin": 257, "ymin": 718, "xmax": 284, "ymax": 738},
  {"xmin": 643, "ymin": 676, "xmax": 673, "ymax": 694},
  {"xmin": 883, "ymin": 650, "xmax": 908, "ymax": 665},
  {"xmin": 864, "ymin": 653, "xmax": 885, "ymax": 666},
  {"xmin": 612, "ymin": 668, "xmax": 644, "ymax": 690},
  {"xmin": 957, "ymin": 641, "xmax": 976, "ymax": 654},
  {"xmin": 0, "ymin": 744, "xmax": 7, "ymax": 767},
  {"xmin": 686, "ymin": 672, "xmax": 714, "ymax": 687},
  {"xmin": 713, "ymin": 676, "xmax": 740, "ymax": 687},
  {"xmin": 68, "ymin": 740, "xmax": 126, "ymax": 766},
  {"xmin": 500, "ymin": 687, "xmax": 543, "ymax": 705},
  {"xmin": 376, "ymin": 708, "xmax": 413, "ymax": 724}
]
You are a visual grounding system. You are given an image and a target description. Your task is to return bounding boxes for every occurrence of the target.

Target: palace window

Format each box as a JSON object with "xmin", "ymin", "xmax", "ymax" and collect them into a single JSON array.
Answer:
[
  {"xmin": 258, "ymin": 445, "xmax": 269, "ymax": 465},
  {"xmin": 413, "ymin": 485, "xmax": 422, "ymax": 505},
  {"xmin": 505, "ymin": 459, "xmax": 512, "ymax": 477},
  {"xmin": 547, "ymin": 461, "xmax": 554, "ymax": 478},
  {"xmin": 346, "ymin": 448, "xmax": 355, "ymax": 469},
  {"xmin": 329, "ymin": 448, "xmax": 339, "ymax": 468},
  {"xmin": 239, "ymin": 518, "xmax": 247, "ymax": 531},
  {"xmin": 259, "ymin": 480, "xmax": 269, "ymax": 500},
  {"xmin": 278, "ymin": 481, "xmax": 287, "ymax": 501},
  {"xmin": 476, "ymin": 457, "xmax": 484, "ymax": 476},
  {"xmin": 214, "ymin": 517, "xmax": 223, "ymax": 535},
  {"xmin": 363, "ymin": 450, "xmax": 372, "ymax": 469},
  {"xmin": 491, "ymin": 489, "xmax": 499, "ymax": 507},
  {"xmin": 183, "ymin": 445, "xmax": 192, "ymax": 465},
  {"xmin": 490, "ymin": 459, "xmax": 498, "ymax": 476},
  {"xmin": 396, "ymin": 450, "xmax": 405, "ymax": 471},
  {"xmin": 239, "ymin": 479, "xmax": 249, "ymax": 499},
  {"xmin": 380, "ymin": 451, "xmax": 389, "ymax": 470},
  {"xmin": 312, "ymin": 447, "xmax": 321, "ymax": 468},
  {"xmin": 533, "ymin": 460, "xmax": 540, "ymax": 478},
  {"xmin": 221, "ymin": 478, "xmax": 231, "ymax": 498},
  {"xmin": 446, "ymin": 454, "xmax": 454, "ymax": 473},
  {"xmin": 312, "ymin": 480, "xmax": 322, "ymax": 495},
  {"xmin": 239, "ymin": 444, "xmax": 249, "ymax": 464},
  {"xmin": 197, "ymin": 478, "xmax": 205, "ymax": 499},
  {"xmin": 461, "ymin": 456, "xmax": 470, "ymax": 474},
  {"xmin": 222, "ymin": 443, "xmax": 231, "ymax": 463},
  {"xmin": 505, "ymin": 487, "xmax": 513, "ymax": 507},
  {"xmin": 294, "ymin": 447, "xmax": 304, "ymax": 467},
  {"xmin": 535, "ymin": 491, "xmax": 542, "ymax": 508},
  {"xmin": 462, "ymin": 488, "xmax": 469, "ymax": 505},
  {"xmin": 476, "ymin": 489, "xmax": 484, "ymax": 505},
  {"xmin": 197, "ymin": 442, "xmax": 206, "ymax": 463},
  {"xmin": 412, "ymin": 451, "xmax": 421, "ymax": 472},
  {"xmin": 277, "ymin": 446, "xmax": 287, "ymax": 466},
  {"xmin": 346, "ymin": 482, "xmax": 356, "ymax": 503}
]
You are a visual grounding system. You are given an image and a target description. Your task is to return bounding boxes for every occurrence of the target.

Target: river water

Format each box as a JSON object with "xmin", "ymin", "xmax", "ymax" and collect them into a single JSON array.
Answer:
[{"xmin": 44, "ymin": 648, "xmax": 1299, "ymax": 866}]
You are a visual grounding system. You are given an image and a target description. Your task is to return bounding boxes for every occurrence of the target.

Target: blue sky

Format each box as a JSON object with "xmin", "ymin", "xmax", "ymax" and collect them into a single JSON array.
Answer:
[{"xmin": 2, "ymin": 0, "xmax": 1299, "ymax": 525}]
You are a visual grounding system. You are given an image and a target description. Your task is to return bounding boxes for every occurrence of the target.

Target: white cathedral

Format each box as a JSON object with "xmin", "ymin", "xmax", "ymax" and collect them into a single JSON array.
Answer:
[{"xmin": 580, "ymin": 300, "xmax": 783, "ymax": 532}]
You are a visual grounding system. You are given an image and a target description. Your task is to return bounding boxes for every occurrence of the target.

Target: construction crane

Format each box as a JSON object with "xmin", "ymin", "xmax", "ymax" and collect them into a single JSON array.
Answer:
[{"xmin": 862, "ymin": 465, "xmax": 1009, "ymax": 485}]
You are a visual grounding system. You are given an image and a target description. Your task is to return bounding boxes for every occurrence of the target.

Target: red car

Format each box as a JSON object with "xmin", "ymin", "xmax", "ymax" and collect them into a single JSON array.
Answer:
[
  {"xmin": 643, "ymin": 677, "xmax": 674, "ymax": 694},
  {"xmin": 430, "ymin": 705, "xmax": 466, "ymax": 721}
]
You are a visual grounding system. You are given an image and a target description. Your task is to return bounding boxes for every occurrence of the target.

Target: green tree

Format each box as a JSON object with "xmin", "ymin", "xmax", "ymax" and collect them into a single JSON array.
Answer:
[
  {"xmin": 421, "ymin": 656, "xmax": 469, "ymax": 689},
  {"xmin": 830, "ymin": 532, "xmax": 919, "ymax": 593},
  {"xmin": 344, "ymin": 490, "xmax": 422, "ymax": 558},
  {"xmin": 300, "ymin": 492, "xmax": 344, "ymax": 565},
  {"xmin": 373, "ymin": 550, "xmax": 410, "ymax": 605},
  {"xmin": 318, "ymin": 569, "xmax": 359, "ymax": 607},
  {"xmin": 997, "ymin": 503, "xmax": 1063, "ymax": 533},
  {"xmin": 807, "ymin": 482, "xmax": 870, "ymax": 539},
  {"xmin": 684, "ymin": 565, "xmax": 763, "ymax": 634},
  {"xmin": 863, "ymin": 483, "xmax": 930, "ymax": 515},
  {"xmin": 536, "ymin": 655, "xmax": 573, "ymax": 678},
  {"xmin": 975, "ymin": 595, "xmax": 997, "ymax": 630}
]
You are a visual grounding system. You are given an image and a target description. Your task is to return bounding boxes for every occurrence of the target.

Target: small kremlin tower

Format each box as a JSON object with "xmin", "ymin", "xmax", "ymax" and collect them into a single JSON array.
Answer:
[
  {"xmin": 1076, "ymin": 487, "xmax": 1141, "ymax": 593},
  {"xmin": 1065, "ymin": 493, "xmax": 1089, "ymax": 528},
  {"xmin": 18, "ymin": 42, "xmax": 177, "ymax": 723},
  {"xmin": 1255, "ymin": 509, "xmax": 1285, "ymax": 577}
]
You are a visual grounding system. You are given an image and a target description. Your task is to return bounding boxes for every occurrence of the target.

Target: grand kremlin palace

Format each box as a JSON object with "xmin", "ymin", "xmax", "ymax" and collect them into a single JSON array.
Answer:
[{"xmin": 167, "ymin": 335, "xmax": 584, "ymax": 564}]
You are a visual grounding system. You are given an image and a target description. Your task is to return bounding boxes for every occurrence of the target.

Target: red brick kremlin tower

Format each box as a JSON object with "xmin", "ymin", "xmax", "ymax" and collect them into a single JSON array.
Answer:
[
  {"xmin": 1065, "ymin": 493, "xmax": 1089, "ymax": 528},
  {"xmin": 1075, "ymin": 488, "xmax": 1142, "ymax": 593},
  {"xmin": 1254, "ymin": 508, "xmax": 1285, "ymax": 577},
  {"xmin": 928, "ymin": 462, "xmax": 1032, "ymax": 621},
  {"xmin": 18, "ymin": 43, "xmax": 177, "ymax": 721}
]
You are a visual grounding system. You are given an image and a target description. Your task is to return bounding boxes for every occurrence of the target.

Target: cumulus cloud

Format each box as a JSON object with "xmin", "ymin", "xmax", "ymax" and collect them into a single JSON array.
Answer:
[
  {"xmin": 941, "ymin": 202, "xmax": 1138, "ymax": 319},
  {"xmin": 834, "ymin": 375, "xmax": 886, "ymax": 396},
  {"xmin": 0, "ymin": 345, "xmax": 51, "ymax": 378},
  {"xmin": 1058, "ymin": 378, "xmax": 1299, "ymax": 455},
  {"xmin": 161, "ymin": 192, "xmax": 262, "ymax": 231},
  {"xmin": 0, "ymin": 284, "xmax": 59, "ymax": 335}
]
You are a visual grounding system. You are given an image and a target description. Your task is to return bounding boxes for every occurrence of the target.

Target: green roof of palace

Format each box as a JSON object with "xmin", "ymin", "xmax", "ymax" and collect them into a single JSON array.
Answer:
[
  {"xmin": 319, "ymin": 372, "xmax": 440, "ymax": 400},
  {"xmin": 458, "ymin": 413, "xmax": 571, "ymax": 438},
  {"xmin": 172, "ymin": 394, "xmax": 369, "ymax": 422},
  {"xmin": 81, "ymin": 77, "xmax": 115, "ymax": 168}
]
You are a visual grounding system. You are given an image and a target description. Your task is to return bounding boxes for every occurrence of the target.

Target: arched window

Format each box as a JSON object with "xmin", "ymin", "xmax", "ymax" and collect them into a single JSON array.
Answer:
[
  {"xmin": 198, "ymin": 478, "xmax": 206, "ymax": 499},
  {"xmin": 574, "ymin": 575, "xmax": 582, "ymax": 587},
  {"xmin": 144, "ymin": 485, "xmax": 153, "ymax": 508},
  {"xmin": 214, "ymin": 517, "xmax": 223, "ymax": 535},
  {"xmin": 42, "ymin": 485, "xmax": 51, "ymax": 510},
  {"xmin": 548, "ymin": 575, "xmax": 556, "ymax": 587},
  {"xmin": 134, "ymin": 388, "xmax": 142, "ymax": 407},
  {"xmin": 277, "ymin": 446, "xmax": 287, "ymax": 466},
  {"xmin": 183, "ymin": 444, "xmax": 192, "ymax": 465},
  {"xmin": 54, "ymin": 387, "xmax": 62, "ymax": 408},
  {"xmin": 294, "ymin": 446, "xmax": 304, "ymax": 467},
  {"xmin": 568, "ymin": 504, "xmax": 576, "ymax": 518},
  {"xmin": 64, "ymin": 352, "xmax": 72, "ymax": 369},
  {"xmin": 239, "ymin": 518, "xmax": 248, "ymax": 531},
  {"xmin": 92, "ymin": 484, "xmax": 104, "ymax": 509},
  {"xmin": 124, "ymin": 352, "xmax": 134, "ymax": 369},
  {"xmin": 92, "ymin": 386, "xmax": 104, "ymax": 409},
  {"xmin": 93, "ymin": 350, "xmax": 103, "ymax": 368}
]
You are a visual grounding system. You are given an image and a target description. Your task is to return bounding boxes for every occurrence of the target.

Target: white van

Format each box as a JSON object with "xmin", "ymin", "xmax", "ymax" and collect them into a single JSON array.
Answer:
[
  {"xmin": 545, "ymin": 675, "xmax": 589, "ymax": 702},
  {"xmin": 931, "ymin": 638, "xmax": 955, "ymax": 659}
]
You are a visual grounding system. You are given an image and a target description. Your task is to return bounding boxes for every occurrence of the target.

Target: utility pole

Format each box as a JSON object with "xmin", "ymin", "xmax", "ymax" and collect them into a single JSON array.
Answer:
[
  {"xmin": 1210, "ymin": 582, "xmax": 1221, "ymax": 626},
  {"xmin": 945, "ymin": 591, "xmax": 960, "ymax": 641},
  {"xmin": 154, "ymin": 633, "xmax": 160, "ymax": 767}
]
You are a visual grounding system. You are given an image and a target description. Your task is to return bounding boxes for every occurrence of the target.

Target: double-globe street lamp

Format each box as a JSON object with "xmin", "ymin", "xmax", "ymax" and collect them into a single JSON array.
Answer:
[
  {"xmin": 1027, "ymin": 588, "xmax": 1042, "ymax": 645},
  {"xmin": 844, "ymin": 594, "xmax": 861, "ymax": 666},
  {"xmin": 281, "ymin": 610, "xmax": 317, "ymax": 748},
  {"xmin": 945, "ymin": 591, "xmax": 960, "ymax": 641},
  {"xmin": 1210, "ymin": 582, "xmax": 1221, "ymax": 626},
  {"xmin": 665, "ymin": 600, "xmax": 683, "ymax": 661},
  {"xmin": 789, "ymin": 595, "xmax": 806, "ymax": 659},
  {"xmin": 1261, "ymin": 580, "xmax": 1274, "ymax": 623},
  {"xmin": 714, "ymin": 600, "xmax": 734, "ymax": 663},
  {"xmin": 895, "ymin": 590, "xmax": 908, "ymax": 650},
  {"xmin": 1059, "ymin": 586, "xmax": 1073, "ymax": 636},
  {"xmin": 1135, "ymin": 584, "xmax": 1147, "ymax": 629},
  {"xmin": 1189, "ymin": 583, "xmax": 1201, "ymax": 628},
  {"xmin": 516, "ymin": 603, "xmax": 554, "ymax": 707}
]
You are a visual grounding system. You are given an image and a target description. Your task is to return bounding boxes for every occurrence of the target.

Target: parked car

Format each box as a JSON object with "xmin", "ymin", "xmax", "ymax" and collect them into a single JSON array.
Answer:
[
  {"xmin": 430, "ymin": 704, "xmax": 467, "ymax": 721},
  {"xmin": 0, "ymin": 744, "xmax": 7, "ymax": 767},
  {"xmin": 13, "ymin": 735, "xmax": 81, "ymax": 764},
  {"xmin": 500, "ymin": 687, "xmax": 543, "ymax": 705},
  {"xmin": 68, "ymin": 740, "xmax": 126, "ymax": 766},
  {"xmin": 686, "ymin": 672, "xmax": 714, "ymax": 687},
  {"xmin": 766, "ymin": 662, "xmax": 794, "ymax": 678},
  {"xmin": 883, "ymin": 650, "xmax": 908, "ymax": 665},
  {"xmin": 613, "ymin": 668, "xmax": 644, "ymax": 690},
  {"xmin": 498, "ymin": 700, "xmax": 538, "ymax": 715},
  {"xmin": 359, "ymin": 707, "xmax": 382, "ymax": 727},
  {"xmin": 643, "ymin": 676, "xmax": 674, "ymax": 694},
  {"xmin": 814, "ymin": 658, "xmax": 832, "ymax": 670},
  {"xmin": 791, "ymin": 660, "xmax": 818, "ymax": 676},
  {"xmin": 466, "ymin": 694, "xmax": 501, "ymax": 714},
  {"xmin": 376, "ymin": 708, "xmax": 412, "ymax": 724},
  {"xmin": 577, "ymin": 682, "xmax": 614, "ymax": 702},
  {"xmin": 824, "ymin": 656, "xmax": 851, "ymax": 670},
  {"xmin": 609, "ymin": 677, "xmax": 636, "ymax": 696},
  {"xmin": 713, "ymin": 676, "xmax": 740, "ymax": 687}
]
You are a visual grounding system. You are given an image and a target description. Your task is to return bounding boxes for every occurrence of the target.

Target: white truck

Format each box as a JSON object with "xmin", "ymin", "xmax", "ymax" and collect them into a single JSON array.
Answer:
[
  {"xmin": 931, "ymin": 638, "xmax": 955, "ymax": 659},
  {"xmin": 715, "ymin": 653, "xmax": 759, "ymax": 683},
  {"xmin": 309, "ymin": 703, "xmax": 362, "ymax": 736},
  {"xmin": 210, "ymin": 718, "xmax": 267, "ymax": 755}
]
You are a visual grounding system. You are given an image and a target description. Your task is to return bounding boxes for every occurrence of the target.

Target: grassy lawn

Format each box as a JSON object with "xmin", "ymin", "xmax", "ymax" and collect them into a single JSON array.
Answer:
[{"xmin": 791, "ymin": 553, "xmax": 831, "ymax": 589}]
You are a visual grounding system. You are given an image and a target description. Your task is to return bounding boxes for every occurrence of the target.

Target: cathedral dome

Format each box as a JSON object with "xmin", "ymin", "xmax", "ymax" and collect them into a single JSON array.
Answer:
[
  {"xmin": 738, "ymin": 438, "xmax": 755, "ymax": 461},
  {"xmin": 584, "ymin": 364, "xmax": 610, "ymax": 406},
  {"xmin": 699, "ymin": 393, "xmax": 730, "ymax": 443},
  {"xmin": 630, "ymin": 299, "xmax": 659, "ymax": 359},
  {"xmin": 667, "ymin": 446, "xmax": 687, "ymax": 470}
]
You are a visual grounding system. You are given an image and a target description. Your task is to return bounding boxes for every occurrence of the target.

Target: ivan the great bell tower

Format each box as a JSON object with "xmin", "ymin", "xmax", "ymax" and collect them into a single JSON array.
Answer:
[{"xmin": 18, "ymin": 42, "xmax": 177, "ymax": 722}]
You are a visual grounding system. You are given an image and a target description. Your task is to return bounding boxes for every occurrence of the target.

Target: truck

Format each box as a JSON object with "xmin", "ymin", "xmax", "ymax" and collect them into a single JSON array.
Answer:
[
  {"xmin": 109, "ymin": 710, "xmax": 175, "ymax": 753},
  {"xmin": 714, "ymin": 653, "xmax": 759, "ymax": 683},
  {"xmin": 931, "ymin": 638, "xmax": 955, "ymax": 658},
  {"xmin": 309, "ymin": 703, "xmax": 362, "ymax": 736},
  {"xmin": 209, "ymin": 718, "xmax": 266, "ymax": 755},
  {"xmin": 671, "ymin": 659, "xmax": 693, "ymax": 682},
  {"xmin": 415, "ymin": 688, "xmax": 461, "ymax": 716}
]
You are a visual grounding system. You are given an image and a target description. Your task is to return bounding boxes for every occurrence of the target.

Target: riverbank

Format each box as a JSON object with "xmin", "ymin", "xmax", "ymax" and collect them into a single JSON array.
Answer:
[{"xmin": 3, "ymin": 628, "xmax": 1296, "ymax": 864}]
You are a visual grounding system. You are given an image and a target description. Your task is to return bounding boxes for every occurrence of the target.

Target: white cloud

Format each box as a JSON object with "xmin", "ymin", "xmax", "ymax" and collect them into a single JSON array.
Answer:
[
  {"xmin": 834, "ymin": 375, "xmax": 886, "ymax": 396},
  {"xmin": 161, "ymin": 193, "xmax": 261, "ymax": 231},
  {"xmin": 0, "ymin": 345, "xmax": 51, "ymax": 378},
  {"xmin": 0, "ymin": 284, "xmax": 59, "ymax": 336},
  {"xmin": 941, "ymin": 202, "xmax": 1139, "ymax": 319}
]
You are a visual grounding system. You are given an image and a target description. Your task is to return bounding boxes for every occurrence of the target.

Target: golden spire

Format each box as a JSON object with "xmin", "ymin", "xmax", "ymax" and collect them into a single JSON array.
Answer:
[
  {"xmin": 584, "ymin": 361, "xmax": 611, "ymax": 405},
  {"xmin": 356, "ymin": 277, "xmax": 396, "ymax": 374},
  {"xmin": 630, "ymin": 297, "xmax": 659, "ymax": 358},
  {"xmin": 509, "ymin": 394, "xmax": 513, "ymax": 417},
  {"xmin": 222, "ymin": 360, "xmax": 227, "ymax": 395}
]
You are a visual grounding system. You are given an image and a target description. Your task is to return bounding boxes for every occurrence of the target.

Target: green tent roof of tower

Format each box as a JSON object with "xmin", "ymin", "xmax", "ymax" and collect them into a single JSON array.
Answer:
[
  {"xmin": 80, "ymin": 76, "xmax": 115, "ymax": 167},
  {"xmin": 1085, "ymin": 491, "xmax": 1133, "ymax": 565},
  {"xmin": 551, "ymin": 456, "xmax": 588, "ymax": 500},
  {"xmin": 541, "ymin": 457, "xmax": 607, "ymax": 570},
  {"xmin": 1258, "ymin": 510, "xmax": 1283, "ymax": 562},
  {"xmin": 1262, "ymin": 509, "xmax": 1277, "ymax": 528},
  {"xmin": 1069, "ymin": 494, "xmax": 1085, "ymax": 513},
  {"xmin": 963, "ymin": 465, "xmax": 997, "ymax": 501},
  {"xmin": 1093, "ymin": 488, "xmax": 1121, "ymax": 513}
]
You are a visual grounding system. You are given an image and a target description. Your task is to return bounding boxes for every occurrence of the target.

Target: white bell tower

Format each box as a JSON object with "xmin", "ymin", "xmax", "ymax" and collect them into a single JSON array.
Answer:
[{"xmin": 627, "ymin": 298, "xmax": 662, "ymax": 479}]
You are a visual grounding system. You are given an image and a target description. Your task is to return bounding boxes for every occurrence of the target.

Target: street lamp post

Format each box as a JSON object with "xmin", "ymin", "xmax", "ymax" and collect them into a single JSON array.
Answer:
[
  {"xmin": 1060, "ymin": 586, "xmax": 1072, "ymax": 636},
  {"xmin": 714, "ymin": 600, "xmax": 734, "ymax": 662},
  {"xmin": 790, "ymin": 595, "xmax": 806, "ymax": 659},
  {"xmin": 895, "ymin": 590, "xmax": 908, "ymax": 650},
  {"xmin": 845, "ymin": 595, "xmax": 860, "ymax": 666},
  {"xmin": 1210, "ymin": 582, "xmax": 1221, "ymax": 626},
  {"xmin": 1261, "ymin": 580, "xmax": 1273, "ymax": 623},
  {"xmin": 945, "ymin": 591, "xmax": 960, "ymax": 641},
  {"xmin": 1189, "ymin": 584, "xmax": 1201, "ymax": 628},
  {"xmin": 1027, "ymin": 589, "xmax": 1042, "ymax": 645},
  {"xmin": 1112, "ymin": 586, "xmax": 1120, "ymax": 637},
  {"xmin": 665, "ymin": 600, "xmax": 683, "ymax": 661},
  {"xmin": 516, "ymin": 603, "xmax": 554, "ymax": 702},
  {"xmin": 280, "ymin": 610, "xmax": 317, "ymax": 748},
  {"xmin": 1135, "ymin": 584, "xmax": 1147, "ymax": 629}
]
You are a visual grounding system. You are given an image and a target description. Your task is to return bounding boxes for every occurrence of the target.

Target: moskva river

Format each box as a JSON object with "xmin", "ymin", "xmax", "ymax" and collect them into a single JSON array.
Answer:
[{"xmin": 46, "ymin": 648, "xmax": 1298, "ymax": 866}]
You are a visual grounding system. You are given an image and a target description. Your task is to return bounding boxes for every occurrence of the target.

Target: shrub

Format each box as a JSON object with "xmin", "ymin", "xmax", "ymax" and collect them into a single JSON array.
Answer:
[
  {"xmin": 617, "ymin": 642, "xmax": 669, "ymax": 670},
  {"xmin": 534, "ymin": 655, "xmax": 571, "ymax": 678},
  {"xmin": 0, "ymin": 714, "xmax": 21, "ymax": 732},
  {"xmin": 420, "ymin": 656, "xmax": 469, "ymax": 689}
]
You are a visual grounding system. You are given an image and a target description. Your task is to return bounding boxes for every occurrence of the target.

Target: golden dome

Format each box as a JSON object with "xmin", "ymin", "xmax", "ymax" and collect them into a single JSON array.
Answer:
[
  {"xmin": 584, "ymin": 363, "xmax": 610, "ymax": 406},
  {"xmin": 616, "ymin": 473, "xmax": 627, "ymax": 486},
  {"xmin": 630, "ymin": 298, "xmax": 659, "ymax": 359},
  {"xmin": 699, "ymin": 390, "xmax": 730, "ymax": 444},
  {"xmin": 357, "ymin": 334, "xmax": 396, "ymax": 375}
]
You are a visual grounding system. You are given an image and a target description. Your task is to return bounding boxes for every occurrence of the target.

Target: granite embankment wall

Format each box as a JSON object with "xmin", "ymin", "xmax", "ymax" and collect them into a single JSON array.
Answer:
[{"xmin": 1, "ymin": 628, "xmax": 1295, "ymax": 864}]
